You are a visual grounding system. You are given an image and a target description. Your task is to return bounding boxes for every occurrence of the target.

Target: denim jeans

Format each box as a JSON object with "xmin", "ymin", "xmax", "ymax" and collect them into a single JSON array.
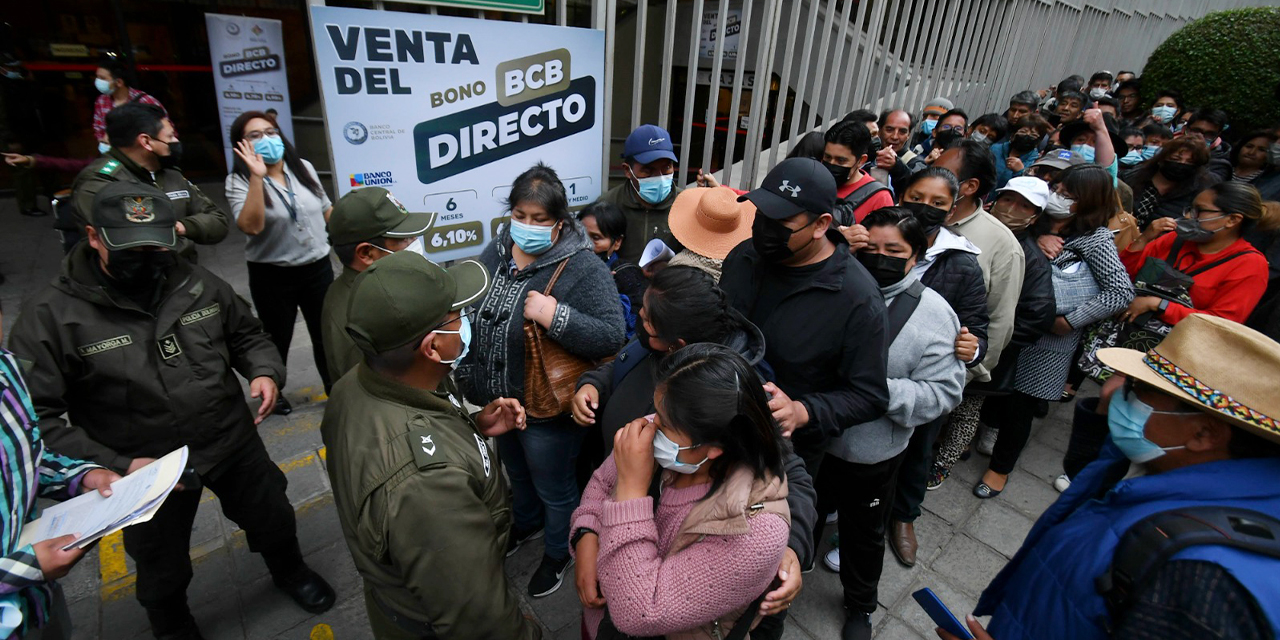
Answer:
[{"xmin": 498, "ymin": 414, "xmax": 584, "ymax": 559}]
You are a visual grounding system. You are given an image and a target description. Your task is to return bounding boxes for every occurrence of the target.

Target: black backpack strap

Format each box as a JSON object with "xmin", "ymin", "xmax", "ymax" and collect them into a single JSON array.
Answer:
[
  {"xmin": 609, "ymin": 339, "xmax": 652, "ymax": 389},
  {"xmin": 886, "ymin": 280, "xmax": 926, "ymax": 345},
  {"xmin": 1165, "ymin": 237, "xmax": 1186, "ymax": 264},
  {"xmin": 1184, "ymin": 250, "xmax": 1255, "ymax": 277},
  {"xmin": 840, "ymin": 180, "xmax": 890, "ymax": 219},
  {"xmin": 1096, "ymin": 506, "xmax": 1280, "ymax": 628},
  {"xmin": 723, "ymin": 591, "xmax": 770, "ymax": 640}
]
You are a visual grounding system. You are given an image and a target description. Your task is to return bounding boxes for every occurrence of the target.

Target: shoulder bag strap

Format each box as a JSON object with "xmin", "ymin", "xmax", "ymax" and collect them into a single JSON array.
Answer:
[
  {"xmin": 1184, "ymin": 250, "xmax": 1254, "ymax": 277},
  {"xmin": 723, "ymin": 591, "xmax": 770, "ymax": 640},
  {"xmin": 543, "ymin": 259, "xmax": 570, "ymax": 296},
  {"xmin": 885, "ymin": 280, "xmax": 926, "ymax": 345}
]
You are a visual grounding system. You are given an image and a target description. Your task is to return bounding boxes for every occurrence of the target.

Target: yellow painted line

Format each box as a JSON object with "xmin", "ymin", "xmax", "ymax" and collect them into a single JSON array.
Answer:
[
  {"xmin": 318, "ymin": 446, "xmax": 326, "ymax": 463},
  {"xmin": 97, "ymin": 451, "xmax": 324, "ymax": 601},
  {"xmin": 310, "ymin": 623, "xmax": 335, "ymax": 640}
]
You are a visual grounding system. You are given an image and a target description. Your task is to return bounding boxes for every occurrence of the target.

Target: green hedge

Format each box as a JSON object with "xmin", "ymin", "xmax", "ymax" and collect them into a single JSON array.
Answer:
[{"xmin": 1140, "ymin": 7, "xmax": 1280, "ymax": 136}]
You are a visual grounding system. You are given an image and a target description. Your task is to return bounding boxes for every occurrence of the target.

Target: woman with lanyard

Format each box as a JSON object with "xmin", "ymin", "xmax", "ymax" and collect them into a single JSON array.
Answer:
[{"xmin": 226, "ymin": 111, "xmax": 335, "ymax": 412}]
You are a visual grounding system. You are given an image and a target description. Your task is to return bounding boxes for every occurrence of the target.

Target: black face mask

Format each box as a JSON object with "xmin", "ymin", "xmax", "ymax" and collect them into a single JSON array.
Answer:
[
  {"xmin": 856, "ymin": 251, "xmax": 910, "ymax": 288},
  {"xmin": 1010, "ymin": 134, "xmax": 1039, "ymax": 153},
  {"xmin": 152, "ymin": 139, "xmax": 183, "ymax": 169},
  {"xmin": 823, "ymin": 161, "xmax": 852, "ymax": 186},
  {"xmin": 751, "ymin": 215, "xmax": 814, "ymax": 264},
  {"xmin": 106, "ymin": 249, "xmax": 177, "ymax": 291},
  {"xmin": 934, "ymin": 129, "xmax": 962, "ymax": 149},
  {"xmin": 871, "ymin": 137, "xmax": 883, "ymax": 153},
  {"xmin": 634, "ymin": 320, "xmax": 664, "ymax": 354},
  {"xmin": 900, "ymin": 201, "xmax": 950, "ymax": 235},
  {"xmin": 1159, "ymin": 161, "xmax": 1197, "ymax": 182}
]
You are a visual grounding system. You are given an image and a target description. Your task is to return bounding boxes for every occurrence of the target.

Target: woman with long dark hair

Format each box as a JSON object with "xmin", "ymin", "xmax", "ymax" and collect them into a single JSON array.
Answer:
[
  {"xmin": 456, "ymin": 163, "xmax": 625, "ymax": 598},
  {"xmin": 571, "ymin": 344, "xmax": 790, "ymax": 640},
  {"xmin": 225, "ymin": 111, "xmax": 334, "ymax": 408},
  {"xmin": 977, "ymin": 165, "xmax": 1134, "ymax": 498}
]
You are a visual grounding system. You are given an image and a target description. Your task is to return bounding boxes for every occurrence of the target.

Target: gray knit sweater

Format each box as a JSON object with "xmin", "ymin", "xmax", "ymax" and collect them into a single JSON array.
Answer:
[
  {"xmin": 825, "ymin": 284, "xmax": 966, "ymax": 465},
  {"xmin": 456, "ymin": 218, "xmax": 626, "ymax": 408}
]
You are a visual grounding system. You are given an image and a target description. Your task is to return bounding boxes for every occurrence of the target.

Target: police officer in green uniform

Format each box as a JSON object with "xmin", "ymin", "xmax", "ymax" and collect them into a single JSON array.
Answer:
[
  {"xmin": 7, "ymin": 182, "xmax": 334, "ymax": 640},
  {"xmin": 320, "ymin": 186, "xmax": 436, "ymax": 384},
  {"xmin": 321, "ymin": 251, "xmax": 541, "ymax": 640},
  {"xmin": 71, "ymin": 102, "xmax": 229, "ymax": 251}
]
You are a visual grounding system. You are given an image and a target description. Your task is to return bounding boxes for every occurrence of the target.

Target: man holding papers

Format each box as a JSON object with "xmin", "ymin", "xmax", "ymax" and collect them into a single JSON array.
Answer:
[
  {"xmin": 0, "ymin": 308, "xmax": 120, "ymax": 640},
  {"xmin": 7, "ymin": 183, "xmax": 334, "ymax": 640}
]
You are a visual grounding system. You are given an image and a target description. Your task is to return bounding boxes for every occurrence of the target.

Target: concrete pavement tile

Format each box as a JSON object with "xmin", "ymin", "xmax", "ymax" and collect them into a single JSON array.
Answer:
[
  {"xmin": 524, "ymin": 578, "xmax": 584, "ymax": 636},
  {"xmin": 998, "ymin": 470, "xmax": 1060, "ymax": 520},
  {"xmin": 1030, "ymin": 413, "xmax": 1071, "ymax": 453},
  {"xmin": 100, "ymin": 587, "xmax": 152, "ymax": 639},
  {"xmin": 280, "ymin": 457, "xmax": 331, "ymax": 506},
  {"xmin": 930, "ymin": 535, "xmax": 1007, "ymax": 599},
  {"xmin": 912, "ymin": 511, "xmax": 955, "ymax": 566},
  {"xmin": 62, "ymin": 546, "xmax": 101, "ymax": 602},
  {"xmin": 295, "ymin": 496, "xmax": 347, "ymax": 557},
  {"xmin": 237, "ymin": 574, "xmax": 316, "ymax": 640},
  {"xmin": 780, "ymin": 621, "xmax": 818, "ymax": 639},
  {"xmin": 1014, "ymin": 438, "xmax": 1064, "ymax": 484},
  {"xmin": 897, "ymin": 572, "xmax": 976, "ymax": 638},
  {"xmin": 947, "ymin": 449, "xmax": 987, "ymax": 484},
  {"xmin": 191, "ymin": 491, "xmax": 228, "ymax": 552},
  {"xmin": 68, "ymin": 592, "xmax": 100, "ymax": 640},
  {"xmin": 919, "ymin": 471, "xmax": 979, "ymax": 526},
  {"xmin": 781, "ymin": 565, "xmax": 844, "ymax": 638},
  {"xmin": 876, "ymin": 551, "xmax": 921, "ymax": 611},
  {"xmin": 875, "ymin": 614, "xmax": 928, "ymax": 639},
  {"xmin": 284, "ymin": 597, "xmax": 371, "ymax": 640},
  {"xmin": 964, "ymin": 501, "xmax": 1035, "ymax": 559}
]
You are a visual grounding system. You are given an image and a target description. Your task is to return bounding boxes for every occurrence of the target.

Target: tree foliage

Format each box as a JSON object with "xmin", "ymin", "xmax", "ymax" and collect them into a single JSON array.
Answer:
[{"xmin": 1140, "ymin": 7, "xmax": 1280, "ymax": 136}]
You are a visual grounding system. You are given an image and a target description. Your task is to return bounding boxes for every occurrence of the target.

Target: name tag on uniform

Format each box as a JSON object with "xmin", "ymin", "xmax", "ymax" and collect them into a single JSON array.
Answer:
[
  {"xmin": 180, "ymin": 304, "xmax": 220, "ymax": 326},
  {"xmin": 77, "ymin": 335, "xmax": 133, "ymax": 357},
  {"xmin": 166, "ymin": 190, "xmax": 190, "ymax": 200}
]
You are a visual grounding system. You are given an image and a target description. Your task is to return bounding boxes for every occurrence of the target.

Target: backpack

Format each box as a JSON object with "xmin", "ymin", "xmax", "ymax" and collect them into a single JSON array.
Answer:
[
  {"xmin": 832, "ymin": 180, "xmax": 891, "ymax": 227},
  {"xmin": 1096, "ymin": 506, "xmax": 1280, "ymax": 630}
]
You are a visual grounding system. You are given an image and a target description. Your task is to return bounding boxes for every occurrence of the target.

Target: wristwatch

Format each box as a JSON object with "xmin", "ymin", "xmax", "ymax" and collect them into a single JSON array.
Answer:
[
  {"xmin": 570, "ymin": 527, "xmax": 597, "ymax": 550},
  {"xmin": 1157, "ymin": 299, "xmax": 1169, "ymax": 314}
]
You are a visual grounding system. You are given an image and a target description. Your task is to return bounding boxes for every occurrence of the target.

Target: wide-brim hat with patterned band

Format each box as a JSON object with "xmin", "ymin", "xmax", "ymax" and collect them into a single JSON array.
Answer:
[{"xmin": 1098, "ymin": 314, "xmax": 1280, "ymax": 444}]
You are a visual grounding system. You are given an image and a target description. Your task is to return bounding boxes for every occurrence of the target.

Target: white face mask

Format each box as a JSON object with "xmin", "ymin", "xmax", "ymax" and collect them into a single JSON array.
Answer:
[
  {"xmin": 1044, "ymin": 191, "xmax": 1075, "ymax": 219},
  {"xmin": 405, "ymin": 236, "xmax": 427, "ymax": 258},
  {"xmin": 651, "ymin": 422, "xmax": 707, "ymax": 474}
]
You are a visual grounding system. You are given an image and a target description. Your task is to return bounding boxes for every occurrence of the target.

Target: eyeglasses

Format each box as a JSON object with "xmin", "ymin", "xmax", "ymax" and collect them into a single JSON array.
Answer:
[
  {"xmin": 427, "ymin": 307, "xmax": 476, "ymax": 333},
  {"xmin": 1123, "ymin": 379, "xmax": 1202, "ymax": 415},
  {"xmin": 937, "ymin": 124, "xmax": 963, "ymax": 132},
  {"xmin": 1181, "ymin": 206, "xmax": 1225, "ymax": 220},
  {"xmin": 244, "ymin": 128, "xmax": 281, "ymax": 142}
]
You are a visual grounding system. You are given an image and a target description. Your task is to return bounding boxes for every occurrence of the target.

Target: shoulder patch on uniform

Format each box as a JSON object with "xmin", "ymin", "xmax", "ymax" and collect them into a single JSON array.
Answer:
[
  {"xmin": 407, "ymin": 416, "xmax": 440, "ymax": 469},
  {"xmin": 77, "ymin": 335, "xmax": 133, "ymax": 357},
  {"xmin": 473, "ymin": 433, "xmax": 491, "ymax": 478},
  {"xmin": 99, "ymin": 159, "xmax": 120, "ymax": 175},
  {"xmin": 180, "ymin": 303, "xmax": 220, "ymax": 325}
]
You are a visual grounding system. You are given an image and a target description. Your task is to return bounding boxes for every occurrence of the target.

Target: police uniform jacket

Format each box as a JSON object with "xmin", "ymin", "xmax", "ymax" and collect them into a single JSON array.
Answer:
[
  {"xmin": 319, "ymin": 266, "xmax": 361, "ymax": 385},
  {"xmin": 7, "ymin": 242, "xmax": 285, "ymax": 474},
  {"xmin": 71, "ymin": 149, "xmax": 229, "ymax": 245},
  {"xmin": 320, "ymin": 364, "xmax": 540, "ymax": 640}
]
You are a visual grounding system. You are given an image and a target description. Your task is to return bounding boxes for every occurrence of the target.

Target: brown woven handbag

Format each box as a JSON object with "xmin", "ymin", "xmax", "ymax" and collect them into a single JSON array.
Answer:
[{"xmin": 524, "ymin": 260, "xmax": 595, "ymax": 418}]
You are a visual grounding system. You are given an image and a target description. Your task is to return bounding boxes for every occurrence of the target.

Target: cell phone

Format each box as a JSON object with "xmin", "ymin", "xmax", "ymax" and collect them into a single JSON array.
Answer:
[
  {"xmin": 178, "ymin": 466, "xmax": 202, "ymax": 492},
  {"xmin": 912, "ymin": 588, "xmax": 974, "ymax": 640}
]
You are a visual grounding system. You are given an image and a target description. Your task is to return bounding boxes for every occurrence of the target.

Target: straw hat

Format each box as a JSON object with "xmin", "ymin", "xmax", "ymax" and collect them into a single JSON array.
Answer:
[
  {"xmin": 668, "ymin": 187, "xmax": 756, "ymax": 261},
  {"xmin": 1098, "ymin": 314, "xmax": 1280, "ymax": 444}
]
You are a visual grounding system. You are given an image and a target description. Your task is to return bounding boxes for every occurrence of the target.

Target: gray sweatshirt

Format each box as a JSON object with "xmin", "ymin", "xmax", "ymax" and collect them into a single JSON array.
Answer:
[{"xmin": 825, "ymin": 282, "xmax": 966, "ymax": 465}]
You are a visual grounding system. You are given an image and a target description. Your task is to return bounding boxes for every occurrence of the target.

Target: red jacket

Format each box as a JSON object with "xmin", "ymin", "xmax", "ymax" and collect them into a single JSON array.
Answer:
[
  {"xmin": 1121, "ymin": 233, "xmax": 1268, "ymax": 324},
  {"xmin": 837, "ymin": 172, "xmax": 895, "ymax": 224}
]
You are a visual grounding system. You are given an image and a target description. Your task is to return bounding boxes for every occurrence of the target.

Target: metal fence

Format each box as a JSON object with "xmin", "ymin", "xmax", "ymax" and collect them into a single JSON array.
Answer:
[{"xmin": 321, "ymin": 0, "xmax": 1274, "ymax": 189}]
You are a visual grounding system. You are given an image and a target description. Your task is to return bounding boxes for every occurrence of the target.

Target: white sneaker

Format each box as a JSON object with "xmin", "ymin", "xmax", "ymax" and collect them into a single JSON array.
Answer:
[
  {"xmin": 823, "ymin": 547, "xmax": 840, "ymax": 572},
  {"xmin": 825, "ymin": 512, "xmax": 839, "ymax": 525},
  {"xmin": 976, "ymin": 425, "xmax": 998, "ymax": 456},
  {"xmin": 1053, "ymin": 474, "xmax": 1071, "ymax": 493}
]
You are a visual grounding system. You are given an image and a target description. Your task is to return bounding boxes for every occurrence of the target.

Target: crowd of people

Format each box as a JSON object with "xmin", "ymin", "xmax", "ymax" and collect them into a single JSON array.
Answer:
[{"xmin": 1, "ymin": 58, "xmax": 1279, "ymax": 640}]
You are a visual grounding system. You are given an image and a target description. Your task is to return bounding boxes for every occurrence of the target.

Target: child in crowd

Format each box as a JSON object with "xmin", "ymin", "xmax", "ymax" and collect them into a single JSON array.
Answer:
[{"xmin": 579, "ymin": 201, "xmax": 647, "ymax": 339}]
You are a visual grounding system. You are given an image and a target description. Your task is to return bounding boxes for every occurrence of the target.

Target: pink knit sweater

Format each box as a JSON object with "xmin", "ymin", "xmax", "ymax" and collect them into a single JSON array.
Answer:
[{"xmin": 571, "ymin": 457, "xmax": 789, "ymax": 639}]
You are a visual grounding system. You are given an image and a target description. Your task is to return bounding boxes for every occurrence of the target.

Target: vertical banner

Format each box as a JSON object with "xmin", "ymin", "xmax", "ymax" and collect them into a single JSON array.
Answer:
[
  {"xmin": 309, "ymin": 5, "xmax": 605, "ymax": 263},
  {"xmin": 205, "ymin": 14, "xmax": 295, "ymax": 171}
]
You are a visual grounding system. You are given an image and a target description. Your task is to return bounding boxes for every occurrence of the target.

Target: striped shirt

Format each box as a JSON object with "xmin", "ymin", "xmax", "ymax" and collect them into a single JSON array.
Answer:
[{"xmin": 0, "ymin": 350, "xmax": 101, "ymax": 638}]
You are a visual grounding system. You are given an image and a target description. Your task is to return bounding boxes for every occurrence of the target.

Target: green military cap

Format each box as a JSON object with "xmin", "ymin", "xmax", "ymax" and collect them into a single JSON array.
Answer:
[
  {"xmin": 346, "ymin": 252, "xmax": 491, "ymax": 356},
  {"xmin": 90, "ymin": 182, "xmax": 179, "ymax": 250},
  {"xmin": 328, "ymin": 187, "xmax": 437, "ymax": 246}
]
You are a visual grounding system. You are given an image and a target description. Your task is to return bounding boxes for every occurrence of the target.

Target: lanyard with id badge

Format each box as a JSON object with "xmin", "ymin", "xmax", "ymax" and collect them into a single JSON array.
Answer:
[{"xmin": 265, "ymin": 172, "xmax": 311, "ymax": 246}]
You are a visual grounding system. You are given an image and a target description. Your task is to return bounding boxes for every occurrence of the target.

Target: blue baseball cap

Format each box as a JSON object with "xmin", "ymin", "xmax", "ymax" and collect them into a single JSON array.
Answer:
[{"xmin": 623, "ymin": 124, "xmax": 678, "ymax": 165}]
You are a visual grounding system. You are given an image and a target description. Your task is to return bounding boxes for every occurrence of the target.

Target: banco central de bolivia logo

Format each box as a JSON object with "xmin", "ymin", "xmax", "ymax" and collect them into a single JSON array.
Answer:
[{"xmin": 350, "ymin": 171, "xmax": 395, "ymax": 187}]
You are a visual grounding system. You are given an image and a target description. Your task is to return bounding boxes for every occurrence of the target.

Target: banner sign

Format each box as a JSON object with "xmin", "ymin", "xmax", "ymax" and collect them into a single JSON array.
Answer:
[
  {"xmin": 205, "ymin": 14, "xmax": 295, "ymax": 171},
  {"xmin": 310, "ymin": 6, "xmax": 605, "ymax": 262},
  {"xmin": 700, "ymin": 8, "xmax": 741, "ymax": 60}
]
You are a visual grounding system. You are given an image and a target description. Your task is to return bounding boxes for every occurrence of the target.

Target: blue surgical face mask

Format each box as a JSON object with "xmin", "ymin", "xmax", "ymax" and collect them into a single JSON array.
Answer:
[
  {"xmin": 254, "ymin": 135, "xmax": 285, "ymax": 165},
  {"xmin": 1108, "ymin": 389, "xmax": 1188, "ymax": 463},
  {"xmin": 98, "ymin": 141, "xmax": 111, "ymax": 155},
  {"xmin": 920, "ymin": 119, "xmax": 938, "ymax": 135},
  {"xmin": 1152, "ymin": 105, "xmax": 1177, "ymax": 123},
  {"xmin": 1142, "ymin": 145, "xmax": 1161, "ymax": 160},
  {"xmin": 1071, "ymin": 143, "xmax": 1096, "ymax": 163},
  {"xmin": 652, "ymin": 426, "xmax": 707, "ymax": 474},
  {"xmin": 434, "ymin": 314, "xmax": 471, "ymax": 370},
  {"xmin": 509, "ymin": 219, "xmax": 558, "ymax": 255},
  {"xmin": 94, "ymin": 78, "xmax": 113, "ymax": 95},
  {"xmin": 634, "ymin": 172, "xmax": 674, "ymax": 204}
]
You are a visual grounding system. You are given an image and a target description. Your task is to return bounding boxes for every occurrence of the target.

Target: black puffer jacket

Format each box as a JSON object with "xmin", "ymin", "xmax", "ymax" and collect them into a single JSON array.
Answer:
[
  {"xmin": 970, "ymin": 233, "xmax": 1057, "ymax": 395},
  {"xmin": 919, "ymin": 249, "xmax": 990, "ymax": 369}
]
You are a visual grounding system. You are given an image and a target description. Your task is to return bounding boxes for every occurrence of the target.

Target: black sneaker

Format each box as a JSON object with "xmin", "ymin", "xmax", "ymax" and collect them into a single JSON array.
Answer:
[
  {"xmin": 528, "ymin": 554, "xmax": 573, "ymax": 598},
  {"xmin": 505, "ymin": 526, "xmax": 544, "ymax": 557},
  {"xmin": 841, "ymin": 610, "xmax": 872, "ymax": 640}
]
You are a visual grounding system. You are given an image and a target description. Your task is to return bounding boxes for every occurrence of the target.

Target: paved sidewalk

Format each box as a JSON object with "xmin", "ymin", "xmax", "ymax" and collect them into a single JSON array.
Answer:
[{"xmin": 0, "ymin": 188, "xmax": 1081, "ymax": 639}]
